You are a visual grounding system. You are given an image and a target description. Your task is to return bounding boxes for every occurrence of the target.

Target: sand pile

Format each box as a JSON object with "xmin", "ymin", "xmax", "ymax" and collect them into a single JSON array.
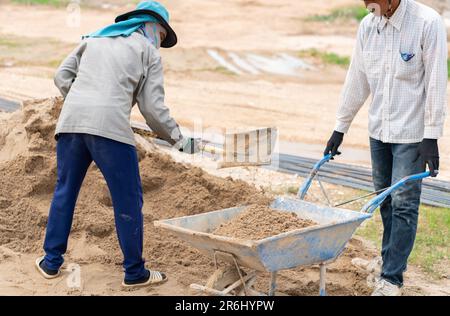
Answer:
[
  {"xmin": 213, "ymin": 205, "xmax": 317, "ymax": 240},
  {"xmin": 0, "ymin": 97, "xmax": 372, "ymax": 295},
  {"xmin": 0, "ymin": 97, "xmax": 270, "ymax": 283},
  {"xmin": 0, "ymin": 98, "xmax": 266, "ymax": 253}
]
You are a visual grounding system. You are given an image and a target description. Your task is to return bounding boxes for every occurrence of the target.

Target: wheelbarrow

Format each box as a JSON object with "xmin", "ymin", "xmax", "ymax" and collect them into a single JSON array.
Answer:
[{"xmin": 154, "ymin": 154, "xmax": 431, "ymax": 296}]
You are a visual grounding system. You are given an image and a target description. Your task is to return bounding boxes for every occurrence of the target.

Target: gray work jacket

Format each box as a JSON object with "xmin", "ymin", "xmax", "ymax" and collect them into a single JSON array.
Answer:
[{"xmin": 54, "ymin": 31, "xmax": 182, "ymax": 146}]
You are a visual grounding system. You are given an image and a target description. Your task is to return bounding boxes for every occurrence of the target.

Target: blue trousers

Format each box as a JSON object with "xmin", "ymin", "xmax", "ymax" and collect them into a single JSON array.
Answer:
[
  {"xmin": 43, "ymin": 133, "xmax": 146, "ymax": 281},
  {"xmin": 370, "ymin": 138, "xmax": 424, "ymax": 287}
]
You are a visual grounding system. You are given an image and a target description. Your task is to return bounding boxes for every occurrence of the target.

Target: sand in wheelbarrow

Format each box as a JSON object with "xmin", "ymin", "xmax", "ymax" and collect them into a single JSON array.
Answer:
[
  {"xmin": 213, "ymin": 204, "xmax": 317, "ymax": 240},
  {"xmin": 0, "ymin": 97, "xmax": 373, "ymax": 296}
]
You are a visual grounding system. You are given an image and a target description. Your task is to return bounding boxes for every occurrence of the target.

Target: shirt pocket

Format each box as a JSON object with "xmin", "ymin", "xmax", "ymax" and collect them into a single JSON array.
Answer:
[
  {"xmin": 395, "ymin": 51, "xmax": 422, "ymax": 81},
  {"xmin": 363, "ymin": 51, "xmax": 382, "ymax": 78}
]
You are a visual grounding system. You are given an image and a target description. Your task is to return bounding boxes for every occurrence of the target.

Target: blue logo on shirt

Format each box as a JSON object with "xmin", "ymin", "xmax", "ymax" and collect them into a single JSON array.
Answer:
[{"xmin": 401, "ymin": 53, "xmax": 415, "ymax": 62}]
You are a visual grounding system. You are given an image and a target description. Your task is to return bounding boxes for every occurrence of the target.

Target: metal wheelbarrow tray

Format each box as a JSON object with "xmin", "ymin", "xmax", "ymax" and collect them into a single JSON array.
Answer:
[
  {"xmin": 154, "ymin": 154, "xmax": 431, "ymax": 296},
  {"xmin": 154, "ymin": 198, "xmax": 370, "ymax": 272}
]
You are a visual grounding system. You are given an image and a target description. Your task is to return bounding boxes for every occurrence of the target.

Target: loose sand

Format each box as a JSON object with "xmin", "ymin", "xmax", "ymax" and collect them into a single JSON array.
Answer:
[
  {"xmin": 213, "ymin": 205, "xmax": 317, "ymax": 240},
  {"xmin": 0, "ymin": 0, "xmax": 448, "ymax": 295},
  {"xmin": 0, "ymin": 97, "xmax": 375, "ymax": 295}
]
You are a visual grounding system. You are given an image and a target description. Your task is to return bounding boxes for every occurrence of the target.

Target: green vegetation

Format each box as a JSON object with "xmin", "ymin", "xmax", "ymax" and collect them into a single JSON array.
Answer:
[
  {"xmin": 320, "ymin": 52, "xmax": 350, "ymax": 67},
  {"xmin": 306, "ymin": 6, "xmax": 370, "ymax": 23},
  {"xmin": 195, "ymin": 66, "xmax": 237, "ymax": 76},
  {"xmin": 357, "ymin": 205, "xmax": 449, "ymax": 277},
  {"xmin": 213, "ymin": 66, "xmax": 237, "ymax": 76},
  {"xmin": 11, "ymin": 0, "xmax": 67, "ymax": 5},
  {"xmin": 276, "ymin": 183, "xmax": 449, "ymax": 278},
  {"xmin": 287, "ymin": 186, "xmax": 299, "ymax": 195},
  {"xmin": 299, "ymin": 49, "xmax": 350, "ymax": 68},
  {"xmin": 0, "ymin": 35, "xmax": 74, "ymax": 69},
  {"xmin": 447, "ymin": 59, "xmax": 450, "ymax": 79},
  {"xmin": 46, "ymin": 58, "xmax": 64, "ymax": 68},
  {"xmin": 0, "ymin": 38, "xmax": 21, "ymax": 48}
]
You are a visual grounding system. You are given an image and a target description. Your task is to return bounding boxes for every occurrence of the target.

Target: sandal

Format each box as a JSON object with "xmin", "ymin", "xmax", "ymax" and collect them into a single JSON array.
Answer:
[
  {"xmin": 35, "ymin": 256, "xmax": 61, "ymax": 279},
  {"xmin": 122, "ymin": 270, "xmax": 168, "ymax": 288}
]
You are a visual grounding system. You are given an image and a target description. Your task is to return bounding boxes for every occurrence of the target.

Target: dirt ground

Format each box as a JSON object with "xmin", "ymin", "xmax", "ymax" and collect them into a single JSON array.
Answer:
[
  {"xmin": 1, "ymin": 0, "xmax": 450, "ymax": 176},
  {"xmin": 0, "ymin": 97, "xmax": 369, "ymax": 296},
  {"xmin": 0, "ymin": 0, "xmax": 449, "ymax": 296},
  {"xmin": 0, "ymin": 97, "xmax": 448, "ymax": 296}
]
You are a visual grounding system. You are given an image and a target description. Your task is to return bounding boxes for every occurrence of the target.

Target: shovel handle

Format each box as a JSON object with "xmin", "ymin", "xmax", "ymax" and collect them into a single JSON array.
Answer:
[
  {"xmin": 202, "ymin": 144, "xmax": 224, "ymax": 155},
  {"xmin": 297, "ymin": 154, "xmax": 333, "ymax": 200},
  {"xmin": 361, "ymin": 172, "xmax": 431, "ymax": 214}
]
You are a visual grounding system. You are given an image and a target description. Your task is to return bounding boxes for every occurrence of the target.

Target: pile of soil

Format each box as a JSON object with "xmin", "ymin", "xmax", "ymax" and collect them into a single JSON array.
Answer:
[
  {"xmin": 213, "ymin": 205, "xmax": 317, "ymax": 240},
  {"xmin": 0, "ymin": 97, "xmax": 373, "ymax": 295}
]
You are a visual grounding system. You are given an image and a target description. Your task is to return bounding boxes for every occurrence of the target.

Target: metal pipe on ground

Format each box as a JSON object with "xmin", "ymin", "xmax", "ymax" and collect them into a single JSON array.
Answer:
[{"xmin": 132, "ymin": 123, "xmax": 450, "ymax": 208}]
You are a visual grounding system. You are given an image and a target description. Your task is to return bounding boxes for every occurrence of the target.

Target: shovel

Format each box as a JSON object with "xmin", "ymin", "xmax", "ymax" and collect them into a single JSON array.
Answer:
[{"xmin": 131, "ymin": 121, "xmax": 278, "ymax": 169}]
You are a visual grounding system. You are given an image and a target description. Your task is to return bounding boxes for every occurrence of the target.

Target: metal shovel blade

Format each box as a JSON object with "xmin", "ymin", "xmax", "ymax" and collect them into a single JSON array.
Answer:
[
  {"xmin": 218, "ymin": 127, "xmax": 278, "ymax": 169},
  {"xmin": 131, "ymin": 121, "xmax": 278, "ymax": 169}
]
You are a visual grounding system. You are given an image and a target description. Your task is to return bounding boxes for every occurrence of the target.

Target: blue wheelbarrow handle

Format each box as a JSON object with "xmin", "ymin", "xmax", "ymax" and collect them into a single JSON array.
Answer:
[
  {"xmin": 297, "ymin": 154, "xmax": 333, "ymax": 200},
  {"xmin": 361, "ymin": 172, "xmax": 432, "ymax": 214}
]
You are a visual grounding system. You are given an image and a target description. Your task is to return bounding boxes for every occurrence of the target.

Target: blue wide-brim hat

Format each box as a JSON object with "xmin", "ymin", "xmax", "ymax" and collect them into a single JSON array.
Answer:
[{"xmin": 115, "ymin": 1, "xmax": 177, "ymax": 48}]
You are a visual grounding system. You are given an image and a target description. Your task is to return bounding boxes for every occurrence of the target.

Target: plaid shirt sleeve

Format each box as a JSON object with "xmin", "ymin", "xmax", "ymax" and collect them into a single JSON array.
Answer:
[
  {"xmin": 335, "ymin": 23, "xmax": 371, "ymax": 134},
  {"xmin": 423, "ymin": 16, "xmax": 448, "ymax": 140}
]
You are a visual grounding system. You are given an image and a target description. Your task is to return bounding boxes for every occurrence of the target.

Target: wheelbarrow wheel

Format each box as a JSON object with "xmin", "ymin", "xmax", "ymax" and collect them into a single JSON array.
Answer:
[{"xmin": 206, "ymin": 266, "xmax": 245, "ymax": 292}]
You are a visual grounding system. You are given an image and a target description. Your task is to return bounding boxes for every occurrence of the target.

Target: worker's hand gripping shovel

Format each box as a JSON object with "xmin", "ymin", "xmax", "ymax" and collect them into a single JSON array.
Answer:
[{"xmin": 177, "ymin": 137, "xmax": 201, "ymax": 154}]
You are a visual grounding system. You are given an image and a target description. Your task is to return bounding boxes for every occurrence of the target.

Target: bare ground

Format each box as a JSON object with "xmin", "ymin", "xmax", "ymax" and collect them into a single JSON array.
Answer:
[{"xmin": 0, "ymin": 0, "xmax": 449, "ymax": 295}]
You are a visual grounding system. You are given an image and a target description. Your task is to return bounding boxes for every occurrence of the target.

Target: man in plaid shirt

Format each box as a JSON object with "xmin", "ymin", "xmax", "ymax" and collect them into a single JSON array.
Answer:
[{"xmin": 324, "ymin": 0, "xmax": 447, "ymax": 295}]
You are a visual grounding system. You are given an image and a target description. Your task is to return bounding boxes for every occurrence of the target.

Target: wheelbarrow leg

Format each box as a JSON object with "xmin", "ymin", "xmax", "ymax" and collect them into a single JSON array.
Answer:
[
  {"xmin": 213, "ymin": 249, "xmax": 252, "ymax": 296},
  {"xmin": 268, "ymin": 272, "xmax": 277, "ymax": 296},
  {"xmin": 319, "ymin": 264, "xmax": 327, "ymax": 296}
]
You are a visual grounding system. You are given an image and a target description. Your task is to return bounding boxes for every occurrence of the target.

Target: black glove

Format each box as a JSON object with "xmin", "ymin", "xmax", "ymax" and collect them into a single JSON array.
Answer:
[
  {"xmin": 415, "ymin": 139, "xmax": 439, "ymax": 177},
  {"xmin": 178, "ymin": 137, "xmax": 200, "ymax": 154},
  {"xmin": 324, "ymin": 131, "xmax": 344, "ymax": 159}
]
